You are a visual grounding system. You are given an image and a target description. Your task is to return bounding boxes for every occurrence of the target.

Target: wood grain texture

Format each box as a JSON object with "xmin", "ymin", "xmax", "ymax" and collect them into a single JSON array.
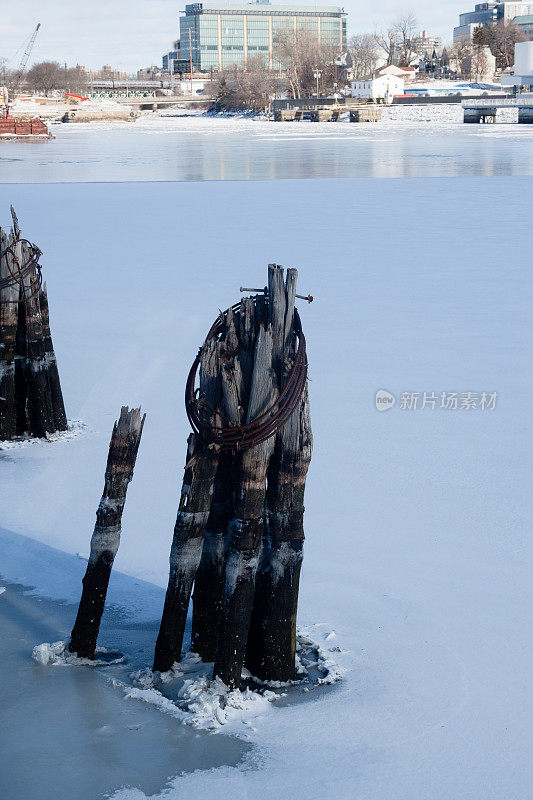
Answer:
[{"xmin": 69, "ymin": 407, "xmax": 145, "ymax": 659}]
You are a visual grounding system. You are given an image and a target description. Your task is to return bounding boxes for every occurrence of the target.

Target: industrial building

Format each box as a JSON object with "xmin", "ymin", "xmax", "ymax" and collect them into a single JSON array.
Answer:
[{"xmin": 165, "ymin": 2, "xmax": 347, "ymax": 73}]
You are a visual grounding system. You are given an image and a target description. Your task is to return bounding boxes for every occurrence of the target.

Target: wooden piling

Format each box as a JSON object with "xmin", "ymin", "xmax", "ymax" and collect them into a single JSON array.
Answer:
[
  {"xmin": 157, "ymin": 265, "xmax": 312, "ymax": 689},
  {"xmin": 69, "ymin": 406, "xmax": 145, "ymax": 659},
  {"xmin": 0, "ymin": 230, "xmax": 19, "ymax": 440},
  {"xmin": 191, "ymin": 303, "xmax": 252, "ymax": 662},
  {"xmin": 153, "ymin": 341, "xmax": 221, "ymax": 672},
  {"xmin": 39, "ymin": 283, "xmax": 67, "ymax": 431},
  {"xmin": 246, "ymin": 267, "xmax": 313, "ymax": 682},
  {"xmin": 213, "ymin": 323, "xmax": 278, "ymax": 690},
  {"xmin": 0, "ymin": 207, "xmax": 66, "ymax": 441}
]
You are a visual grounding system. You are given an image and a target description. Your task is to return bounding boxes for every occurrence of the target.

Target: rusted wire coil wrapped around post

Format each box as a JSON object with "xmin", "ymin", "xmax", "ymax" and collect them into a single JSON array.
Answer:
[
  {"xmin": 0, "ymin": 240, "xmax": 43, "ymax": 303},
  {"xmin": 186, "ymin": 299, "xmax": 307, "ymax": 452}
]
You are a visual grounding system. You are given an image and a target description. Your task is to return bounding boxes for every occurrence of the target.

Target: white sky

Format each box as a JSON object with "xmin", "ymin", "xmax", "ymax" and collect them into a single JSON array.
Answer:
[{"xmin": 0, "ymin": 1, "xmax": 466, "ymax": 73}]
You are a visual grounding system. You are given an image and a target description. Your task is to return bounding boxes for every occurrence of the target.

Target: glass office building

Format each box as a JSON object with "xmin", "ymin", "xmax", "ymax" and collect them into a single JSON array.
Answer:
[{"xmin": 179, "ymin": 2, "xmax": 347, "ymax": 72}]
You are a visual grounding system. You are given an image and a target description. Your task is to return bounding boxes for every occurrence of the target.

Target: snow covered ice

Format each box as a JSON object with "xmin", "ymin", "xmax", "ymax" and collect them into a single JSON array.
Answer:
[
  {"xmin": 0, "ymin": 175, "xmax": 531, "ymax": 800},
  {"xmin": 2, "ymin": 105, "xmax": 533, "ymax": 182}
]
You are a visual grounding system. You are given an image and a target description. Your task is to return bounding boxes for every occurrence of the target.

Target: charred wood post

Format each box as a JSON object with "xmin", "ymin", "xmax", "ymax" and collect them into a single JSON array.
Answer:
[
  {"xmin": 69, "ymin": 406, "xmax": 145, "ymax": 659},
  {"xmin": 190, "ymin": 453, "xmax": 232, "ymax": 662},
  {"xmin": 191, "ymin": 304, "xmax": 254, "ymax": 661},
  {"xmin": 246, "ymin": 269, "xmax": 313, "ymax": 682},
  {"xmin": 0, "ymin": 230, "xmax": 19, "ymax": 440},
  {"xmin": 157, "ymin": 264, "xmax": 311, "ymax": 688},
  {"xmin": 19, "ymin": 237, "xmax": 55, "ymax": 438},
  {"xmin": 39, "ymin": 283, "xmax": 67, "ymax": 431},
  {"xmin": 213, "ymin": 323, "xmax": 278, "ymax": 689},
  {"xmin": 0, "ymin": 207, "xmax": 66, "ymax": 441},
  {"xmin": 152, "ymin": 342, "xmax": 221, "ymax": 673}
]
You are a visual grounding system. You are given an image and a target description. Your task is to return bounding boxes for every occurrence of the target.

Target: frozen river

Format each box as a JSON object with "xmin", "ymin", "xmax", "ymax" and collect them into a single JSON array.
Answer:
[
  {"xmin": 2, "ymin": 105, "xmax": 533, "ymax": 182},
  {"xmin": 0, "ymin": 532, "xmax": 249, "ymax": 800}
]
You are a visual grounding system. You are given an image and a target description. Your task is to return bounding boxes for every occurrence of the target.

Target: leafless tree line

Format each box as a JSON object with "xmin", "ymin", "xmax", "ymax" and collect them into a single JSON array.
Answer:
[
  {"xmin": 349, "ymin": 13, "xmax": 529, "ymax": 81},
  {"xmin": 1, "ymin": 60, "xmax": 88, "ymax": 95},
  {"xmin": 210, "ymin": 26, "xmax": 347, "ymax": 110}
]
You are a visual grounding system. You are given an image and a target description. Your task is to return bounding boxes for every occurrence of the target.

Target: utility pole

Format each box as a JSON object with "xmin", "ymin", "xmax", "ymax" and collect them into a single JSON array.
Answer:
[{"xmin": 189, "ymin": 28, "xmax": 193, "ymax": 94}]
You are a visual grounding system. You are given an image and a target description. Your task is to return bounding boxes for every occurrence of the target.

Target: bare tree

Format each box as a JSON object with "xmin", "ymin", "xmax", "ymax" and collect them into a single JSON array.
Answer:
[
  {"xmin": 210, "ymin": 57, "xmax": 276, "ymax": 111},
  {"xmin": 375, "ymin": 12, "xmax": 418, "ymax": 67},
  {"xmin": 273, "ymin": 26, "xmax": 341, "ymax": 98},
  {"xmin": 491, "ymin": 21, "xmax": 527, "ymax": 69},
  {"xmin": 393, "ymin": 12, "xmax": 418, "ymax": 66},
  {"xmin": 471, "ymin": 45, "xmax": 491, "ymax": 81},
  {"xmin": 374, "ymin": 29, "xmax": 396, "ymax": 66},
  {"xmin": 449, "ymin": 39, "xmax": 473, "ymax": 79},
  {"xmin": 348, "ymin": 34, "xmax": 381, "ymax": 79},
  {"xmin": 25, "ymin": 62, "xmax": 64, "ymax": 94},
  {"xmin": 25, "ymin": 61, "xmax": 87, "ymax": 96}
]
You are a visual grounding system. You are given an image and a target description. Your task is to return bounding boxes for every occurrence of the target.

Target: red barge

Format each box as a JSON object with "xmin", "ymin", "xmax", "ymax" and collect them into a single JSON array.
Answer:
[{"xmin": 0, "ymin": 117, "xmax": 53, "ymax": 140}]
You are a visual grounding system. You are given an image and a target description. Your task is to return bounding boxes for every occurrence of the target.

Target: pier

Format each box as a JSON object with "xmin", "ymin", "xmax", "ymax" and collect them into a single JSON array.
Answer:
[
  {"xmin": 273, "ymin": 101, "xmax": 381, "ymax": 123},
  {"xmin": 462, "ymin": 96, "xmax": 533, "ymax": 124}
]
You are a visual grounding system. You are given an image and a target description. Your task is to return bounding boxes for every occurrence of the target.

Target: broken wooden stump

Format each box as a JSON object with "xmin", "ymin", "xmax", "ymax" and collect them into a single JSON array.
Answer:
[
  {"xmin": 152, "ymin": 341, "xmax": 221, "ymax": 673},
  {"xmin": 69, "ymin": 406, "xmax": 145, "ymax": 660},
  {"xmin": 0, "ymin": 206, "xmax": 66, "ymax": 441},
  {"xmin": 154, "ymin": 264, "xmax": 312, "ymax": 689}
]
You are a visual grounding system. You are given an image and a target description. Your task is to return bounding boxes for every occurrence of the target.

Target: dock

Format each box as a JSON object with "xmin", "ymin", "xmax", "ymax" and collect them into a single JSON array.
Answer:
[
  {"xmin": 273, "ymin": 103, "xmax": 381, "ymax": 123},
  {"xmin": 462, "ymin": 95, "xmax": 533, "ymax": 123}
]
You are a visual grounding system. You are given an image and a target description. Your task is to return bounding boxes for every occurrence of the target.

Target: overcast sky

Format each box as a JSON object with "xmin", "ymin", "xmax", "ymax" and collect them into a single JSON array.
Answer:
[{"xmin": 1, "ymin": 1, "xmax": 466, "ymax": 73}]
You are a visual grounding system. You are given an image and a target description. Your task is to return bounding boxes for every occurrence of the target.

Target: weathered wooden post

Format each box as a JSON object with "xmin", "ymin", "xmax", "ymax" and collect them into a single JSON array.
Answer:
[
  {"xmin": 69, "ymin": 406, "xmax": 145, "ymax": 659},
  {"xmin": 39, "ymin": 282, "xmax": 67, "ymax": 432},
  {"xmin": 152, "ymin": 343, "xmax": 221, "ymax": 673},
  {"xmin": 0, "ymin": 206, "xmax": 67, "ymax": 441},
  {"xmin": 190, "ymin": 455, "xmax": 233, "ymax": 661},
  {"xmin": 0, "ymin": 229, "xmax": 19, "ymax": 440},
  {"xmin": 154, "ymin": 264, "xmax": 312, "ymax": 689},
  {"xmin": 245, "ymin": 269, "xmax": 313, "ymax": 682}
]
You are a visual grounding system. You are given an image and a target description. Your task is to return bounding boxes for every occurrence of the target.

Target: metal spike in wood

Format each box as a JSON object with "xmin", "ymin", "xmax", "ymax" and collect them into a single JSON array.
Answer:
[
  {"xmin": 69, "ymin": 406, "xmax": 145, "ymax": 659},
  {"xmin": 152, "ymin": 341, "xmax": 222, "ymax": 673}
]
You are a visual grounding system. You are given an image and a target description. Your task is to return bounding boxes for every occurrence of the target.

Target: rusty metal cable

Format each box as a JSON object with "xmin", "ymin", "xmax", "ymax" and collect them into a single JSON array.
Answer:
[
  {"xmin": 0, "ymin": 240, "xmax": 42, "ymax": 304},
  {"xmin": 186, "ymin": 299, "xmax": 307, "ymax": 452}
]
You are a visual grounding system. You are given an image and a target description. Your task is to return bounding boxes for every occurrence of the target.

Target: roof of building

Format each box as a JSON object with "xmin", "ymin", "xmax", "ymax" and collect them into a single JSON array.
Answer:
[{"xmin": 184, "ymin": 3, "xmax": 345, "ymax": 14}]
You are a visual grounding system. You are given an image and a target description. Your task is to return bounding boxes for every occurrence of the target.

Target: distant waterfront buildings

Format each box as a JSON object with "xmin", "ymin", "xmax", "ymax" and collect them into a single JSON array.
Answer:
[
  {"xmin": 409, "ymin": 30, "xmax": 442, "ymax": 58},
  {"xmin": 454, "ymin": 1, "xmax": 533, "ymax": 41},
  {"xmin": 163, "ymin": 1, "xmax": 347, "ymax": 73}
]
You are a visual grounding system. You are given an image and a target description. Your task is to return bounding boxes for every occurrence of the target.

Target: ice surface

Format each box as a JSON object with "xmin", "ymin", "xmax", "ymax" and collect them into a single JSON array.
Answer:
[
  {"xmin": 0, "ymin": 178, "xmax": 531, "ymax": 800},
  {"xmin": 0, "ymin": 570, "xmax": 248, "ymax": 800},
  {"xmin": 2, "ymin": 105, "xmax": 533, "ymax": 182}
]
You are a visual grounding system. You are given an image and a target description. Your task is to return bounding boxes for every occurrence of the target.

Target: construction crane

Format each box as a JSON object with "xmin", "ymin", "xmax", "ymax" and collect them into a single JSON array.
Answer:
[{"xmin": 2, "ymin": 23, "xmax": 41, "ymax": 118}]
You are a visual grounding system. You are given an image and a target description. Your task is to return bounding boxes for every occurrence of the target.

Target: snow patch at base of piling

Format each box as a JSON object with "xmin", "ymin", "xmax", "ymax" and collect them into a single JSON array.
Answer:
[
  {"xmin": 126, "ymin": 626, "xmax": 347, "ymax": 733},
  {"xmin": 0, "ymin": 419, "xmax": 86, "ymax": 451},
  {"xmin": 32, "ymin": 640, "xmax": 125, "ymax": 667}
]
